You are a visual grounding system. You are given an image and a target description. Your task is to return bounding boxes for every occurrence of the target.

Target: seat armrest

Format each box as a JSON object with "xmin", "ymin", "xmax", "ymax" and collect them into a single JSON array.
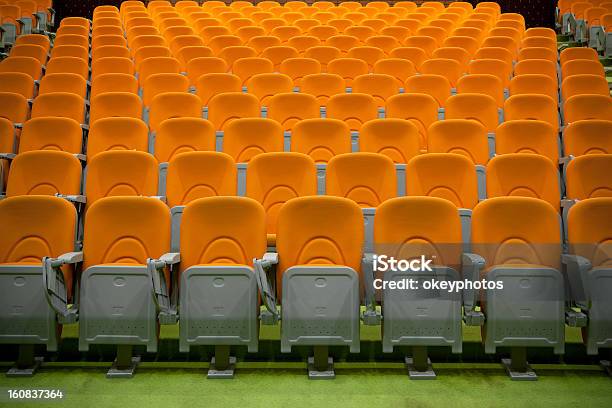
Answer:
[
  {"xmin": 58, "ymin": 194, "xmax": 86, "ymax": 204},
  {"xmin": 58, "ymin": 251, "xmax": 83, "ymax": 264},
  {"xmin": 461, "ymin": 253, "xmax": 485, "ymax": 325},
  {"xmin": 42, "ymin": 252, "xmax": 83, "ymax": 323},
  {"xmin": 160, "ymin": 252, "xmax": 181, "ymax": 265},
  {"xmin": 361, "ymin": 252, "xmax": 381, "ymax": 325},
  {"xmin": 254, "ymin": 253, "xmax": 279, "ymax": 324},
  {"xmin": 0, "ymin": 153, "xmax": 16, "ymax": 160},
  {"xmin": 562, "ymin": 254, "xmax": 591, "ymax": 309},
  {"xmin": 147, "ymin": 255, "xmax": 179, "ymax": 324}
]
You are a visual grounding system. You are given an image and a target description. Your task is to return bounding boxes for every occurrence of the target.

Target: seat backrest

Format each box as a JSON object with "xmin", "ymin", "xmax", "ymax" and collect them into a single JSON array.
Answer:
[
  {"xmin": 445, "ymin": 93, "xmax": 498, "ymax": 133},
  {"xmin": 222, "ymin": 118, "xmax": 284, "ymax": 163},
  {"xmin": 509, "ymin": 74, "xmax": 559, "ymax": 104},
  {"xmin": 207, "ymin": 92, "xmax": 261, "ymax": 130},
  {"xmin": 566, "ymin": 154, "xmax": 612, "ymax": 200},
  {"xmin": 180, "ymin": 196, "xmax": 266, "ymax": 269},
  {"xmin": 233, "ymin": 57, "xmax": 274, "ymax": 86},
  {"xmin": 260, "ymin": 45, "xmax": 300, "ymax": 69},
  {"xmin": 83, "ymin": 196, "xmax": 170, "ymax": 270},
  {"xmin": 374, "ymin": 196, "xmax": 462, "ymax": 267},
  {"xmin": 276, "ymin": 195, "xmax": 364, "ymax": 278},
  {"xmin": 389, "ymin": 46, "xmax": 428, "ymax": 70},
  {"xmin": 561, "ymin": 74, "xmax": 610, "ymax": 100},
  {"xmin": 0, "ymin": 56, "xmax": 42, "ymax": 80},
  {"xmin": 149, "ymin": 92, "xmax": 203, "ymax": 132},
  {"xmin": 352, "ymin": 73, "xmax": 400, "ymax": 107},
  {"xmin": 91, "ymin": 57, "xmax": 134, "ymax": 80},
  {"xmin": 31, "ymin": 92, "xmax": 85, "ymax": 123},
  {"xmin": 195, "ymin": 72, "xmax": 241, "ymax": 106},
  {"xmin": 564, "ymin": 95, "xmax": 612, "ymax": 123},
  {"xmin": 385, "ymin": 93, "xmax": 438, "ymax": 150},
  {"xmin": 560, "ymin": 47, "xmax": 599, "ymax": 66},
  {"xmin": 291, "ymin": 118, "xmax": 351, "ymax": 163},
  {"xmin": 143, "ymin": 73, "xmax": 190, "ymax": 107},
  {"xmin": 404, "ymin": 74, "xmax": 452, "ymax": 107},
  {"xmin": 154, "ymin": 117, "xmax": 215, "ymax": 163},
  {"xmin": 0, "ymin": 196, "xmax": 76, "ymax": 264},
  {"xmin": 9, "ymin": 44, "xmax": 47, "ymax": 65},
  {"xmin": 327, "ymin": 57, "xmax": 369, "ymax": 87},
  {"xmin": 0, "ymin": 72, "xmax": 35, "ymax": 99},
  {"xmin": 0, "ymin": 92, "xmax": 28, "ymax": 124},
  {"xmin": 91, "ymin": 73, "xmax": 139, "ymax": 99},
  {"xmin": 246, "ymin": 152, "xmax": 317, "ymax": 235},
  {"xmin": 247, "ymin": 73, "xmax": 294, "ymax": 106},
  {"xmin": 567, "ymin": 197, "xmax": 612, "ymax": 267},
  {"xmin": 326, "ymin": 152, "xmax": 397, "ymax": 207},
  {"xmin": 518, "ymin": 46, "xmax": 557, "ymax": 64},
  {"xmin": 562, "ymin": 59, "xmax": 606, "ymax": 78},
  {"xmin": 420, "ymin": 58, "xmax": 463, "ymax": 87},
  {"xmin": 359, "ymin": 118, "xmax": 421, "ymax": 163},
  {"xmin": 166, "ymin": 151, "xmax": 237, "ymax": 207},
  {"xmin": 89, "ymin": 92, "xmax": 142, "ymax": 124},
  {"xmin": 19, "ymin": 117, "xmax": 82, "ymax": 154},
  {"xmin": 504, "ymin": 94, "xmax": 559, "ymax": 131},
  {"xmin": 427, "ymin": 119, "xmax": 489, "ymax": 165},
  {"xmin": 88, "ymin": 117, "xmax": 149, "ymax": 159},
  {"xmin": 514, "ymin": 58, "xmax": 558, "ymax": 82},
  {"xmin": 468, "ymin": 58, "xmax": 512, "ymax": 87},
  {"xmin": 39, "ymin": 73, "xmax": 88, "ymax": 99},
  {"xmin": 373, "ymin": 58, "xmax": 416, "ymax": 85},
  {"xmin": 267, "ymin": 93, "xmax": 320, "ymax": 131},
  {"xmin": 300, "ymin": 73, "xmax": 346, "ymax": 106},
  {"xmin": 326, "ymin": 93, "xmax": 379, "ymax": 131},
  {"xmin": 471, "ymin": 196, "xmax": 561, "ymax": 270},
  {"xmin": 6, "ymin": 150, "xmax": 82, "ymax": 197},
  {"xmin": 486, "ymin": 153, "xmax": 560, "ymax": 210},
  {"xmin": 456, "ymin": 73, "xmax": 504, "ymax": 108},
  {"xmin": 85, "ymin": 151, "xmax": 159, "ymax": 208},
  {"xmin": 138, "ymin": 56, "xmax": 181, "ymax": 87},
  {"xmin": 563, "ymin": 119, "xmax": 612, "ymax": 156},
  {"xmin": 495, "ymin": 120, "xmax": 558, "ymax": 163},
  {"xmin": 405, "ymin": 152, "xmax": 479, "ymax": 209}
]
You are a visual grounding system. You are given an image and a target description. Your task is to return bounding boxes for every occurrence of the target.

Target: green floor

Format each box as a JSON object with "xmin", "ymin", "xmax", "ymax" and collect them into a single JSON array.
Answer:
[{"xmin": 0, "ymin": 364, "xmax": 610, "ymax": 408}]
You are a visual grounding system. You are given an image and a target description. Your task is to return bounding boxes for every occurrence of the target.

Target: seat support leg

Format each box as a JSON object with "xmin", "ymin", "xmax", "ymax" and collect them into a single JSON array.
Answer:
[
  {"xmin": 308, "ymin": 345, "xmax": 335, "ymax": 379},
  {"xmin": 6, "ymin": 345, "xmax": 42, "ymax": 377},
  {"xmin": 405, "ymin": 346, "xmax": 436, "ymax": 379},
  {"xmin": 107, "ymin": 345, "xmax": 140, "ymax": 378},
  {"xmin": 207, "ymin": 345, "xmax": 236, "ymax": 379},
  {"xmin": 502, "ymin": 347, "xmax": 537, "ymax": 381}
]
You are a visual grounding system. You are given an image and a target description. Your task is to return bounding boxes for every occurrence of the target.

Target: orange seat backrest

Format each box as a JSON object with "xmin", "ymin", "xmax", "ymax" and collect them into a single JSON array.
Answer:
[
  {"xmin": 166, "ymin": 151, "xmax": 237, "ymax": 207},
  {"xmin": 374, "ymin": 196, "xmax": 462, "ymax": 267},
  {"xmin": 471, "ymin": 197, "xmax": 561, "ymax": 271},
  {"xmin": 246, "ymin": 152, "xmax": 317, "ymax": 236},
  {"xmin": 405, "ymin": 153, "xmax": 479, "ymax": 209},
  {"xmin": 0, "ymin": 195, "xmax": 76, "ymax": 265},
  {"xmin": 82, "ymin": 196, "xmax": 170, "ymax": 270},
  {"xmin": 180, "ymin": 196, "xmax": 266, "ymax": 269}
]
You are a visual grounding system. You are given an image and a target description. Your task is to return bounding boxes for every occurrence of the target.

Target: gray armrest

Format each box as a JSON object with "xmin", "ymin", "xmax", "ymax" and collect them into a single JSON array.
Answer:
[
  {"xmin": 562, "ymin": 254, "xmax": 590, "ymax": 310},
  {"xmin": 461, "ymin": 253, "xmax": 485, "ymax": 326},
  {"xmin": 59, "ymin": 194, "xmax": 86, "ymax": 204},
  {"xmin": 42, "ymin": 252, "xmax": 83, "ymax": 324},
  {"xmin": 147, "ymin": 254, "xmax": 180, "ymax": 324},
  {"xmin": 160, "ymin": 252, "xmax": 181, "ymax": 265},
  {"xmin": 58, "ymin": 251, "xmax": 83, "ymax": 264},
  {"xmin": 0, "ymin": 153, "xmax": 15, "ymax": 160},
  {"xmin": 361, "ymin": 252, "xmax": 381, "ymax": 325},
  {"xmin": 254, "ymin": 252, "xmax": 279, "ymax": 324}
]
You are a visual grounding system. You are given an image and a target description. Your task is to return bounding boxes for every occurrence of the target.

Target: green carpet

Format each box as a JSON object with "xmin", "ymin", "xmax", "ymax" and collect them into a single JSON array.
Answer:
[{"xmin": 0, "ymin": 365, "xmax": 610, "ymax": 408}]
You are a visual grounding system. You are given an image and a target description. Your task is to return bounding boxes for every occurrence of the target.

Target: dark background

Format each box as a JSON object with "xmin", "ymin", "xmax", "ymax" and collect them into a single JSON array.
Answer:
[{"xmin": 53, "ymin": 1, "xmax": 556, "ymax": 29}]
